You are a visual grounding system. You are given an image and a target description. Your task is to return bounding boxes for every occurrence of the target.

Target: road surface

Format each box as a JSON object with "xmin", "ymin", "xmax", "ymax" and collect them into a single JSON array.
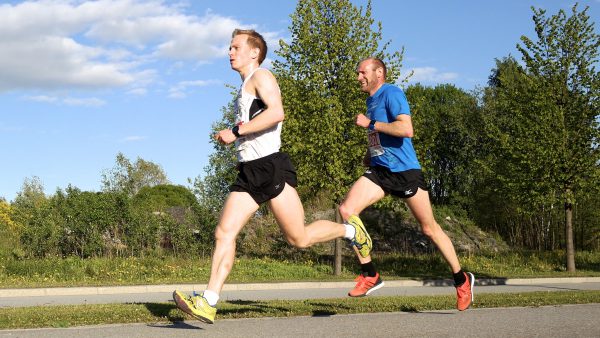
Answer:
[{"xmin": 1, "ymin": 304, "xmax": 599, "ymax": 337}]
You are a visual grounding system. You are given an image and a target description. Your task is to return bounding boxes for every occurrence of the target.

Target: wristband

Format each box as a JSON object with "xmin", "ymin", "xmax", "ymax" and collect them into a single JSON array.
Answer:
[
  {"xmin": 368, "ymin": 119, "xmax": 376, "ymax": 131},
  {"xmin": 232, "ymin": 125, "xmax": 241, "ymax": 138}
]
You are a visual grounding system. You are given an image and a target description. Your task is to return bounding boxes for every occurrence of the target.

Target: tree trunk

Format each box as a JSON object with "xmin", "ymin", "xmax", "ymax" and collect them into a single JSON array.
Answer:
[
  {"xmin": 334, "ymin": 207, "xmax": 343, "ymax": 275},
  {"xmin": 565, "ymin": 201, "xmax": 576, "ymax": 272}
]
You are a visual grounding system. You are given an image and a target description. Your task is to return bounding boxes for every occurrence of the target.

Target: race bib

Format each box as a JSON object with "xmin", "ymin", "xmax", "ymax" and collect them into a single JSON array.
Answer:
[{"xmin": 367, "ymin": 130, "xmax": 384, "ymax": 157}]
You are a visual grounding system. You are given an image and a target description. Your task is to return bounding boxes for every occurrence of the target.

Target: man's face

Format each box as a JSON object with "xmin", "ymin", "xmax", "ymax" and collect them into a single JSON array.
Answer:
[
  {"xmin": 229, "ymin": 34, "xmax": 257, "ymax": 71},
  {"xmin": 356, "ymin": 61, "xmax": 380, "ymax": 94}
]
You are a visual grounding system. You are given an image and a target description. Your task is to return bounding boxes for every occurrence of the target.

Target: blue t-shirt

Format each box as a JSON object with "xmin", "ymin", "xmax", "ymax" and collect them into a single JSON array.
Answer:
[{"xmin": 366, "ymin": 83, "xmax": 421, "ymax": 172}]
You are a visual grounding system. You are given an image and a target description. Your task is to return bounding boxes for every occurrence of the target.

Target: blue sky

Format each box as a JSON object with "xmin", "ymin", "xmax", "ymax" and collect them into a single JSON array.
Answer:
[{"xmin": 1, "ymin": 0, "xmax": 599, "ymax": 201}]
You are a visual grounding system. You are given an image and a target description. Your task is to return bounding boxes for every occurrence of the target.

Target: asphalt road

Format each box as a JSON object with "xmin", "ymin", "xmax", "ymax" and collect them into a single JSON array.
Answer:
[
  {"xmin": 1, "ymin": 278, "xmax": 599, "ymax": 337},
  {"xmin": 1, "ymin": 304, "xmax": 599, "ymax": 337}
]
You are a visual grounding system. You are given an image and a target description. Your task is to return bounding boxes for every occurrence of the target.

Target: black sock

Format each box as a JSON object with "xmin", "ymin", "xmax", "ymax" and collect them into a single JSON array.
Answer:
[
  {"xmin": 361, "ymin": 262, "xmax": 377, "ymax": 277},
  {"xmin": 453, "ymin": 269, "xmax": 466, "ymax": 286}
]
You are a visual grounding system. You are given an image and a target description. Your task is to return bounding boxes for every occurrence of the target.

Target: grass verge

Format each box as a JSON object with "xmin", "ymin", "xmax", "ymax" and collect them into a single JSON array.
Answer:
[
  {"xmin": 1, "ymin": 250, "xmax": 599, "ymax": 289},
  {"xmin": 1, "ymin": 290, "xmax": 599, "ymax": 330}
]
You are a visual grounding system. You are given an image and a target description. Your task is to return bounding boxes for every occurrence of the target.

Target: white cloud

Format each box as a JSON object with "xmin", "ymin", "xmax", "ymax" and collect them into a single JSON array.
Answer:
[
  {"xmin": 63, "ymin": 97, "xmax": 105, "ymax": 107},
  {"xmin": 406, "ymin": 67, "xmax": 459, "ymax": 85},
  {"xmin": 24, "ymin": 94, "xmax": 105, "ymax": 107},
  {"xmin": 0, "ymin": 1, "xmax": 276, "ymax": 94},
  {"xmin": 0, "ymin": 36, "xmax": 133, "ymax": 91},
  {"xmin": 167, "ymin": 91, "xmax": 186, "ymax": 99},
  {"xmin": 127, "ymin": 88, "xmax": 147, "ymax": 96},
  {"xmin": 152, "ymin": 13, "xmax": 240, "ymax": 60},
  {"xmin": 168, "ymin": 79, "xmax": 221, "ymax": 99},
  {"xmin": 24, "ymin": 95, "xmax": 58, "ymax": 103}
]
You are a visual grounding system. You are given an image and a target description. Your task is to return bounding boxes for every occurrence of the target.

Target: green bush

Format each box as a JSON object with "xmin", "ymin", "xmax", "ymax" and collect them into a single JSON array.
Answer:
[
  {"xmin": 124, "ymin": 210, "xmax": 161, "ymax": 256},
  {"xmin": 53, "ymin": 188, "xmax": 130, "ymax": 258},
  {"xmin": 19, "ymin": 205, "xmax": 62, "ymax": 258},
  {"xmin": 9, "ymin": 183, "xmax": 219, "ymax": 259}
]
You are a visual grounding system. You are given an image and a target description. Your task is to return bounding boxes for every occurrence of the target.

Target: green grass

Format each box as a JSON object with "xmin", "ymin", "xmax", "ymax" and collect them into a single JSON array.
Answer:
[
  {"xmin": 1, "ymin": 291, "xmax": 599, "ymax": 330},
  {"xmin": 1, "ymin": 250, "xmax": 598, "ymax": 289},
  {"xmin": 0, "ymin": 256, "xmax": 353, "ymax": 288},
  {"xmin": 376, "ymin": 250, "xmax": 600, "ymax": 280}
]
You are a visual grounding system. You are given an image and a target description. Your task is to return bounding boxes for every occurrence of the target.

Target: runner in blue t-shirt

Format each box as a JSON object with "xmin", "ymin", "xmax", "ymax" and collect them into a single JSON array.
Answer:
[
  {"xmin": 341, "ymin": 57, "xmax": 475, "ymax": 311},
  {"xmin": 365, "ymin": 83, "xmax": 420, "ymax": 172}
]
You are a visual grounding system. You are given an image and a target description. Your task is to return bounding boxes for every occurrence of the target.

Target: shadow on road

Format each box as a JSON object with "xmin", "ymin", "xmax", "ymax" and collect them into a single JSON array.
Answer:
[
  {"xmin": 142, "ymin": 302, "xmax": 184, "ymax": 321},
  {"xmin": 147, "ymin": 321, "xmax": 204, "ymax": 330},
  {"xmin": 142, "ymin": 303, "xmax": 208, "ymax": 330},
  {"xmin": 220, "ymin": 299, "xmax": 290, "ymax": 317},
  {"xmin": 423, "ymin": 278, "xmax": 509, "ymax": 286}
]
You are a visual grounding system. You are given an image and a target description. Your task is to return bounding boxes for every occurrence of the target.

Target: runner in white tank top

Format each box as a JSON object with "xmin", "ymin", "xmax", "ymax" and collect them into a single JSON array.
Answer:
[
  {"xmin": 172, "ymin": 29, "xmax": 372, "ymax": 324},
  {"xmin": 234, "ymin": 67, "xmax": 282, "ymax": 162}
]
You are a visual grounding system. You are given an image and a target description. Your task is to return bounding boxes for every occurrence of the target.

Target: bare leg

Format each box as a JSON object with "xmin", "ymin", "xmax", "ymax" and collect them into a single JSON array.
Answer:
[
  {"xmin": 206, "ymin": 191, "xmax": 259, "ymax": 294},
  {"xmin": 405, "ymin": 188, "xmax": 461, "ymax": 273},
  {"xmin": 338, "ymin": 177, "xmax": 385, "ymax": 264},
  {"xmin": 269, "ymin": 183, "xmax": 345, "ymax": 247}
]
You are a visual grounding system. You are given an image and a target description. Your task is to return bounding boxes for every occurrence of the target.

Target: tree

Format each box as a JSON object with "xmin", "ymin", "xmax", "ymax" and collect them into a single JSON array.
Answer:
[
  {"xmin": 480, "ymin": 57, "xmax": 557, "ymax": 248},
  {"xmin": 101, "ymin": 152, "xmax": 169, "ymax": 196},
  {"xmin": 0, "ymin": 199, "xmax": 15, "ymax": 231},
  {"xmin": 10, "ymin": 177, "xmax": 62, "ymax": 257},
  {"xmin": 11, "ymin": 176, "xmax": 48, "ymax": 226},
  {"xmin": 483, "ymin": 4, "xmax": 599, "ymax": 270},
  {"xmin": 405, "ymin": 84, "xmax": 482, "ymax": 207},
  {"xmin": 0, "ymin": 198, "xmax": 20, "ymax": 258},
  {"xmin": 273, "ymin": 0, "xmax": 408, "ymax": 202},
  {"xmin": 191, "ymin": 92, "xmax": 238, "ymax": 218},
  {"xmin": 132, "ymin": 184, "xmax": 198, "ymax": 212},
  {"xmin": 517, "ymin": 4, "xmax": 599, "ymax": 271}
]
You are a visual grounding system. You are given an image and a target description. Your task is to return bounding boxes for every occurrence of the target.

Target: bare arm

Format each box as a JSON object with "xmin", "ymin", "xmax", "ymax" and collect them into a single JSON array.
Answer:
[
  {"xmin": 216, "ymin": 69, "xmax": 284, "ymax": 144},
  {"xmin": 356, "ymin": 113, "xmax": 414, "ymax": 138},
  {"xmin": 239, "ymin": 69, "xmax": 284, "ymax": 134}
]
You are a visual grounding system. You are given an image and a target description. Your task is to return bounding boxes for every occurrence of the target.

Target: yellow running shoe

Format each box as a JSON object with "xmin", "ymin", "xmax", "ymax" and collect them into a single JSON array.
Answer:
[
  {"xmin": 173, "ymin": 290, "xmax": 216, "ymax": 324},
  {"xmin": 347, "ymin": 215, "xmax": 372, "ymax": 257}
]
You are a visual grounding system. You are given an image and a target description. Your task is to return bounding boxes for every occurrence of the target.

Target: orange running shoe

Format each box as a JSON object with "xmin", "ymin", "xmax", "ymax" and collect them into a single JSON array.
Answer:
[
  {"xmin": 348, "ymin": 272, "xmax": 384, "ymax": 297},
  {"xmin": 456, "ymin": 272, "xmax": 475, "ymax": 311}
]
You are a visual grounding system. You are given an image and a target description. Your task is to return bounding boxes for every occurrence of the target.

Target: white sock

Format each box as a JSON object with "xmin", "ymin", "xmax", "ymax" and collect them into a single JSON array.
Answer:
[
  {"xmin": 344, "ymin": 223, "xmax": 355, "ymax": 239},
  {"xmin": 202, "ymin": 289, "xmax": 219, "ymax": 306}
]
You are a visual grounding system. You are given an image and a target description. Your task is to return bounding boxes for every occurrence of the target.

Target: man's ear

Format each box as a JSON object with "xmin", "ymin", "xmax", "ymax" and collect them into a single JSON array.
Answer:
[{"xmin": 250, "ymin": 47, "xmax": 260, "ymax": 60}]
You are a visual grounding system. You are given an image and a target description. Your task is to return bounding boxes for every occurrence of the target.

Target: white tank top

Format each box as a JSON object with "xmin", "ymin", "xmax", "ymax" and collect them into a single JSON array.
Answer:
[{"xmin": 234, "ymin": 68, "xmax": 282, "ymax": 162}]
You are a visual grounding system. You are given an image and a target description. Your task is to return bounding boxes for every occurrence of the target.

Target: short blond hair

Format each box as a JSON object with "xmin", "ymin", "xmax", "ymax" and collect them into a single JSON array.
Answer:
[{"xmin": 232, "ymin": 29, "xmax": 267, "ymax": 65}]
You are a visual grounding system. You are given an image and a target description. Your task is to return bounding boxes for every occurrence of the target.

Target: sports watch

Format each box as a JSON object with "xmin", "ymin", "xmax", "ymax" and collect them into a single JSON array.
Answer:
[{"xmin": 232, "ymin": 125, "xmax": 241, "ymax": 138}]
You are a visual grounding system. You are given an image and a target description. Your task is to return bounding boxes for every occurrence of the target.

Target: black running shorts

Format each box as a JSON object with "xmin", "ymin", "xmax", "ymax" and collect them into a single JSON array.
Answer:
[
  {"xmin": 363, "ymin": 166, "xmax": 427, "ymax": 199},
  {"xmin": 230, "ymin": 152, "xmax": 298, "ymax": 204}
]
